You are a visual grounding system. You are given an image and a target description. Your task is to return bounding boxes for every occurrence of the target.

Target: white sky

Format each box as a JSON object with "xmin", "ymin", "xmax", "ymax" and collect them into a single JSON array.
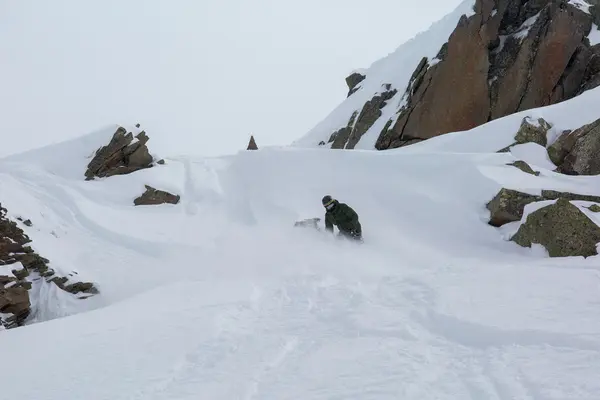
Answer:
[{"xmin": 0, "ymin": 0, "xmax": 463, "ymax": 158}]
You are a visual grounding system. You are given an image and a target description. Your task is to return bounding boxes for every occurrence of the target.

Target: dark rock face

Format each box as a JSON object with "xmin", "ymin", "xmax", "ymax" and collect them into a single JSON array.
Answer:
[
  {"xmin": 346, "ymin": 72, "xmax": 366, "ymax": 97},
  {"xmin": 486, "ymin": 188, "xmax": 600, "ymax": 227},
  {"xmin": 329, "ymin": 86, "xmax": 397, "ymax": 149},
  {"xmin": 134, "ymin": 185, "xmax": 180, "ymax": 206},
  {"xmin": 329, "ymin": 112, "xmax": 358, "ymax": 149},
  {"xmin": 85, "ymin": 126, "xmax": 155, "ymax": 180},
  {"xmin": 371, "ymin": 0, "xmax": 600, "ymax": 150},
  {"xmin": 511, "ymin": 198, "xmax": 600, "ymax": 257},
  {"xmin": 548, "ymin": 118, "xmax": 600, "ymax": 175},
  {"xmin": 0, "ymin": 203, "xmax": 97, "ymax": 329}
]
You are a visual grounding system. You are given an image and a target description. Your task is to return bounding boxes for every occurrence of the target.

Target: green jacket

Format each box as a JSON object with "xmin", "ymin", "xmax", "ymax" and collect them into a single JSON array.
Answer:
[{"xmin": 325, "ymin": 202, "xmax": 361, "ymax": 235}]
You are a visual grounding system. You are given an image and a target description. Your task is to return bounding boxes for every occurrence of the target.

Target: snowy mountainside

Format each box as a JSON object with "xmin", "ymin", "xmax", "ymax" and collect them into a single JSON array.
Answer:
[
  {"xmin": 293, "ymin": 0, "xmax": 477, "ymax": 150},
  {"xmin": 1, "ymin": 105, "xmax": 600, "ymax": 397},
  {"xmin": 295, "ymin": 0, "xmax": 600, "ymax": 151}
]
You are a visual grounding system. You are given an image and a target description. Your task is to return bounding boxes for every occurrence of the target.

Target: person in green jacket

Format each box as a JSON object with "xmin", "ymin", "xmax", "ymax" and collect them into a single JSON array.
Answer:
[{"xmin": 322, "ymin": 195, "xmax": 362, "ymax": 241}]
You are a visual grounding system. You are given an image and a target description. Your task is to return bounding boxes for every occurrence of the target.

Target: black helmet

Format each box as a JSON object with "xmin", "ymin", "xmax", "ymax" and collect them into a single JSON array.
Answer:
[{"xmin": 322, "ymin": 195, "xmax": 335, "ymax": 208}]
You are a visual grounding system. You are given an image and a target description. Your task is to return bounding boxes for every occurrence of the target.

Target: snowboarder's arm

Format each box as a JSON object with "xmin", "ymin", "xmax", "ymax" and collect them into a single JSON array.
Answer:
[{"xmin": 325, "ymin": 213, "xmax": 334, "ymax": 232}]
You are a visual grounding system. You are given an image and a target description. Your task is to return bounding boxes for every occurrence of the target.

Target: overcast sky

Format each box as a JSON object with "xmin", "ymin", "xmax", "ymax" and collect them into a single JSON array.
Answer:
[{"xmin": 0, "ymin": 0, "xmax": 463, "ymax": 157}]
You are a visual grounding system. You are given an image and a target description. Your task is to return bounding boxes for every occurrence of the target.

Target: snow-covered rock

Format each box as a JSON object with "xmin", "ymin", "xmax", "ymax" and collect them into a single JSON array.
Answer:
[{"xmin": 511, "ymin": 198, "xmax": 600, "ymax": 257}]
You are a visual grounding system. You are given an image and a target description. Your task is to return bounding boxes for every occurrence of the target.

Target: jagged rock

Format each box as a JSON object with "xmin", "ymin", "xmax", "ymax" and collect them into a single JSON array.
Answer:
[
  {"xmin": 332, "ymin": 86, "xmax": 397, "ymax": 149},
  {"xmin": 84, "ymin": 126, "xmax": 154, "ymax": 180},
  {"xmin": 514, "ymin": 117, "xmax": 551, "ymax": 146},
  {"xmin": 486, "ymin": 189, "xmax": 542, "ymax": 227},
  {"xmin": 346, "ymin": 72, "xmax": 366, "ymax": 97},
  {"xmin": 0, "ymin": 203, "xmax": 98, "ymax": 328},
  {"xmin": 486, "ymin": 188, "xmax": 600, "ymax": 227},
  {"xmin": 247, "ymin": 135, "xmax": 258, "ymax": 150},
  {"xmin": 157, "ymin": 159, "xmax": 166, "ymax": 165},
  {"xmin": 377, "ymin": 0, "xmax": 495, "ymax": 149},
  {"xmin": 374, "ymin": 0, "xmax": 600, "ymax": 150},
  {"xmin": 0, "ymin": 287, "xmax": 30, "ymax": 327},
  {"xmin": 548, "ymin": 118, "xmax": 600, "ymax": 175},
  {"xmin": 507, "ymin": 160, "xmax": 540, "ymax": 176},
  {"xmin": 134, "ymin": 185, "xmax": 180, "ymax": 206},
  {"xmin": 511, "ymin": 198, "xmax": 600, "ymax": 257},
  {"xmin": 329, "ymin": 112, "xmax": 358, "ymax": 149}
]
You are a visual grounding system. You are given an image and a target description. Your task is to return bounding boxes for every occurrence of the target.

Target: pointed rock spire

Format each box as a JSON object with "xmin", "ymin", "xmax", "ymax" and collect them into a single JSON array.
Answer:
[{"xmin": 247, "ymin": 135, "xmax": 258, "ymax": 150}]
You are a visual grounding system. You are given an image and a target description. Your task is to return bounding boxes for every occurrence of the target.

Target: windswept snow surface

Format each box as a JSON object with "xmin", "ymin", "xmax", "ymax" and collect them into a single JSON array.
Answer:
[{"xmin": 1, "ymin": 121, "xmax": 600, "ymax": 399}]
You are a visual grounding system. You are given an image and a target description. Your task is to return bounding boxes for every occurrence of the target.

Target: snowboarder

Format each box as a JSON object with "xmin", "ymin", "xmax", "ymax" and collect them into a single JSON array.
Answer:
[{"xmin": 322, "ymin": 195, "xmax": 362, "ymax": 241}]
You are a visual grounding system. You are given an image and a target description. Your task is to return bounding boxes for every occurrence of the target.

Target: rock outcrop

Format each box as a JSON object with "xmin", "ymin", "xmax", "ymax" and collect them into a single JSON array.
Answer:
[
  {"xmin": 134, "ymin": 185, "xmax": 180, "ymax": 206},
  {"xmin": 0, "ymin": 286, "xmax": 30, "ymax": 328},
  {"xmin": 511, "ymin": 198, "xmax": 600, "ymax": 257},
  {"xmin": 328, "ymin": 85, "xmax": 397, "ymax": 149},
  {"xmin": 372, "ymin": 0, "xmax": 600, "ymax": 150},
  {"xmin": 486, "ymin": 188, "xmax": 600, "ymax": 227},
  {"xmin": 85, "ymin": 126, "xmax": 155, "ymax": 180},
  {"xmin": 548, "ymin": 117, "xmax": 600, "ymax": 175},
  {"xmin": 247, "ymin": 135, "xmax": 258, "ymax": 150},
  {"xmin": 0, "ymin": 203, "xmax": 97, "ymax": 329},
  {"xmin": 346, "ymin": 72, "xmax": 366, "ymax": 97}
]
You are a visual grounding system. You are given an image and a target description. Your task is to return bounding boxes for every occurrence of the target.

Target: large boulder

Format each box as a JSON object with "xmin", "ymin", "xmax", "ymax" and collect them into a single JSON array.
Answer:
[
  {"xmin": 511, "ymin": 198, "xmax": 600, "ymax": 257},
  {"xmin": 134, "ymin": 185, "xmax": 181, "ymax": 206},
  {"xmin": 372, "ymin": 0, "xmax": 600, "ymax": 150},
  {"xmin": 486, "ymin": 188, "xmax": 600, "ymax": 227},
  {"xmin": 85, "ymin": 126, "xmax": 155, "ymax": 180},
  {"xmin": 547, "ymin": 118, "xmax": 600, "ymax": 175}
]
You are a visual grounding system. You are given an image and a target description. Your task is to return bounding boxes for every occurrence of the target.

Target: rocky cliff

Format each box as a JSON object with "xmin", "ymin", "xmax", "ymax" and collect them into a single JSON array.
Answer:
[{"xmin": 315, "ymin": 0, "xmax": 600, "ymax": 150}]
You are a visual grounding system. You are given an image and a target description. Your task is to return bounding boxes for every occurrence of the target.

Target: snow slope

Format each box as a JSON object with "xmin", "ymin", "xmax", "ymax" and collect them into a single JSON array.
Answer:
[{"xmin": 1, "ymin": 115, "xmax": 600, "ymax": 398}]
